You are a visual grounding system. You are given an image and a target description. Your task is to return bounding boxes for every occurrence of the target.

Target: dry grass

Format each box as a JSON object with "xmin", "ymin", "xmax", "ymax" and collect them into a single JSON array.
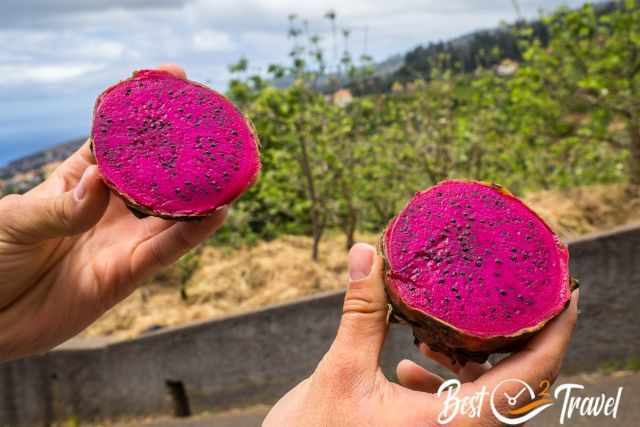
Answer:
[
  {"xmin": 83, "ymin": 183, "xmax": 640, "ymax": 339},
  {"xmin": 83, "ymin": 233, "xmax": 378, "ymax": 338},
  {"xmin": 523, "ymin": 183, "xmax": 640, "ymax": 240}
]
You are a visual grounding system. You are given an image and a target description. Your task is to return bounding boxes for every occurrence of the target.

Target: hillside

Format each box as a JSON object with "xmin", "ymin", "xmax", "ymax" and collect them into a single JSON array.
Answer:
[
  {"xmin": 82, "ymin": 183, "xmax": 640, "ymax": 339},
  {"xmin": 352, "ymin": 0, "xmax": 620, "ymax": 94},
  {"xmin": 0, "ymin": 138, "xmax": 84, "ymax": 179}
]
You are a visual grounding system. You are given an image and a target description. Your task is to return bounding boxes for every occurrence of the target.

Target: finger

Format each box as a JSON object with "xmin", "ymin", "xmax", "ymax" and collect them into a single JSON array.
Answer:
[
  {"xmin": 28, "ymin": 140, "xmax": 95, "ymax": 197},
  {"xmin": 419, "ymin": 343, "xmax": 459, "ymax": 373},
  {"xmin": 458, "ymin": 361, "xmax": 492, "ymax": 383},
  {"xmin": 0, "ymin": 165, "xmax": 109, "ymax": 243},
  {"xmin": 130, "ymin": 207, "xmax": 227, "ymax": 279},
  {"xmin": 140, "ymin": 215, "xmax": 177, "ymax": 236},
  {"xmin": 418, "ymin": 343, "xmax": 491, "ymax": 382},
  {"xmin": 396, "ymin": 359, "xmax": 444, "ymax": 393},
  {"xmin": 157, "ymin": 63, "xmax": 187, "ymax": 79},
  {"xmin": 322, "ymin": 243, "xmax": 389, "ymax": 376},
  {"xmin": 475, "ymin": 290, "xmax": 579, "ymax": 394}
]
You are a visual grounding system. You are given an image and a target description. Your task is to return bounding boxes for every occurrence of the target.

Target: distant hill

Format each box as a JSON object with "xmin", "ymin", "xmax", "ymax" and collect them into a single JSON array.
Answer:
[
  {"xmin": 350, "ymin": 0, "xmax": 619, "ymax": 94},
  {"xmin": 270, "ymin": 53, "xmax": 404, "ymax": 92},
  {"xmin": 0, "ymin": 138, "xmax": 85, "ymax": 180}
]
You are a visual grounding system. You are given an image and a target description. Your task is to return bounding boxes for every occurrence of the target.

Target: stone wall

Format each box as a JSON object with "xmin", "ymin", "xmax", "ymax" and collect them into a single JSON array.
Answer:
[{"xmin": 2, "ymin": 226, "xmax": 639, "ymax": 426}]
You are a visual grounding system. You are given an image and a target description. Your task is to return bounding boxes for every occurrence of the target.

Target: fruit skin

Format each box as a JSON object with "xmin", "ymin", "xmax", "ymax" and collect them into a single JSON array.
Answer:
[
  {"xmin": 380, "ymin": 180, "xmax": 578, "ymax": 365},
  {"xmin": 91, "ymin": 69, "xmax": 261, "ymax": 219}
]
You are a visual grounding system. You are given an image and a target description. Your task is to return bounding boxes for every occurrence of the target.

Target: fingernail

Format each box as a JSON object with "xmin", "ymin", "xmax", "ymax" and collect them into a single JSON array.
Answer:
[
  {"xmin": 348, "ymin": 243, "xmax": 375, "ymax": 281},
  {"xmin": 74, "ymin": 167, "xmax": 92, "ymax": 201}
]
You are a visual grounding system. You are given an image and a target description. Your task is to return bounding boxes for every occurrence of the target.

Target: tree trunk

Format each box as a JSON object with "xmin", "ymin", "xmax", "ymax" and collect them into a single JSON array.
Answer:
[
  {"xmin": 298, "ymin": 136, "xmax": 323, "ymax": 261},
  {"xmin": 345, "ymin": 219, "xmax": 356, "ymax": 251},
  {"xmin": 312, "ymin": 226, "xmax": 323, "ymax": 261},
  {"xmin": 340, "ymin": 181, "xmax": 358, "ymax": 251},
  {"xmin": 344, "ymin": 200, "xmax": 357, "ymax": 251}
]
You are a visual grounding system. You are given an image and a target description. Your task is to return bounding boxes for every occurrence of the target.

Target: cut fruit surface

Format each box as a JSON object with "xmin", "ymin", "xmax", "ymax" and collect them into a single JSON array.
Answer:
[
  {"xmin": 382, "ymin": 180, "xmax": 575, "ymax": 364},
  {"xmin": 91, "ymin": 69, "xmax": 260, "ymax": 218}
]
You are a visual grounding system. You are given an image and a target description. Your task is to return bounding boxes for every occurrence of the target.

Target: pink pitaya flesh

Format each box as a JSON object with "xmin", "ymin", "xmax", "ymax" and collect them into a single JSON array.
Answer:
[
  {"xmin": 91, "ymin": 70, "xmax": 260, "ymax": 218},
  {"xmin": 382, "ymin": 180, "xmax": 577, "ymax": 365}
]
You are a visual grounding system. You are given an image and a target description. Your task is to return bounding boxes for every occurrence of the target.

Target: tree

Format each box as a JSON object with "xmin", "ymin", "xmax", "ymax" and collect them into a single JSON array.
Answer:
[
  {"xmin": 513, "ymin": 1, "xmax": 639, "ymax": 189},
  {"xmin": 214, "ymin": 2, "xmax": 637, "ymax": 259}
]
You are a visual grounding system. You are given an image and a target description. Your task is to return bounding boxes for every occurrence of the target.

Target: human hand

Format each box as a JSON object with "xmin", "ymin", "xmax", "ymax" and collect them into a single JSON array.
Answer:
[
  {"xmin": 263, "ymin": 243, "xmax": 579, "ymax": 426},
  {"xmin": 0, "ymin": 64, "xmax": 226, "ymax": 362}
]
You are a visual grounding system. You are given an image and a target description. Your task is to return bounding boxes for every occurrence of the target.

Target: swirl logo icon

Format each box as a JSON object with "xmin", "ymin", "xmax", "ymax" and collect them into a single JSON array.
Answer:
[{"xmin": 490, "ymin": 379, "xmax": 555, "ymax": 425}]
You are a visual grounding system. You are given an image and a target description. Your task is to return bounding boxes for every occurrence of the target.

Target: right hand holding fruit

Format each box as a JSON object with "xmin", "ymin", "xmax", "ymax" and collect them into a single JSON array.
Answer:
[{"xmin": 262, "ymin": 243, "xmax": 579, "ymax": 427}]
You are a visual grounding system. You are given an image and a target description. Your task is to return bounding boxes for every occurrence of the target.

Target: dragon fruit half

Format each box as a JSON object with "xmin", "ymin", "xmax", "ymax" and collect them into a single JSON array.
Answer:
[
  {"xmin": 91, "ymin": 69, "xmax": 260, "ymax": 218},
  {"xmin": 382, "ymin": 180, "xmax": 577, "ymax": 365}
]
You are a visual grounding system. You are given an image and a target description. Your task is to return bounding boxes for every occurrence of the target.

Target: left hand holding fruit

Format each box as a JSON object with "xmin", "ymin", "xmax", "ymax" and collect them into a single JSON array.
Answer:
[{"xmin": 0, "ymin": 65, "xmax": 227, "ymax": 362}]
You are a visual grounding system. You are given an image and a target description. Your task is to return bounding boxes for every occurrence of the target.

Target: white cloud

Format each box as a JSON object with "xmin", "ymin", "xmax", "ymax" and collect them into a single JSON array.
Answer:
[
  {"xmin": 70, "ymin": 40, "xmax": 126, "ymax": 60},
  {"xmin": 192, "ymin": 30, "xmax": 234, "ymax": 52},
  {"xmin": 0, "ymin": 63, "xmax": 103, "ymax": 85},
  {"xmin": 0, "ymin": 30, "xmax": 130, "ymax": 63}
]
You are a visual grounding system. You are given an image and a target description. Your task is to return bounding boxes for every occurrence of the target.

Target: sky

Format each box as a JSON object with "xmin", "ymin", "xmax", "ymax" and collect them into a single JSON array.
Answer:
[{"xmin": 0, "ymin": 0, "xmax": 597, "ymax": 165}]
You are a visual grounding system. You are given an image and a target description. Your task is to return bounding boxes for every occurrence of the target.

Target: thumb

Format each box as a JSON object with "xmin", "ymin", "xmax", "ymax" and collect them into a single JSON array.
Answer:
[
  {"xmin": 1, "ymin": 165, "xmax": 109, "ymax": 243},
  {"xmin": 327, "ymin": 243, "xmax": 389, "ymax": 375}
]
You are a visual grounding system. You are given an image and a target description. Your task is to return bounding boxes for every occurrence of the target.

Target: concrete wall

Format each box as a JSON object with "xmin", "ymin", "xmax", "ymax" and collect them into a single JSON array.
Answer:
[{"xmin": 2, "ymin": 226, "xmax": 640, "ymax": 426}]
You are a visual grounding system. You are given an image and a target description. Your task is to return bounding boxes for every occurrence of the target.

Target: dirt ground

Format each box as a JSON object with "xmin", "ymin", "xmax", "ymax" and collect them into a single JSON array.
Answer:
[{"xmin": 82, "ymin": 183, "xmax": 640, "ymax": 339}]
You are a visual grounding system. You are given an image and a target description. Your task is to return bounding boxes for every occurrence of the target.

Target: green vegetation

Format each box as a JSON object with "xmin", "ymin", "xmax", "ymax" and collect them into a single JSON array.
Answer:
[
  {"xmin": 599, "ymin": 357, "xmax": 640, "ymax": 374},
  {"xmin": 213, "ymin": 1, "xmax": 639, "ymax": 259}
]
